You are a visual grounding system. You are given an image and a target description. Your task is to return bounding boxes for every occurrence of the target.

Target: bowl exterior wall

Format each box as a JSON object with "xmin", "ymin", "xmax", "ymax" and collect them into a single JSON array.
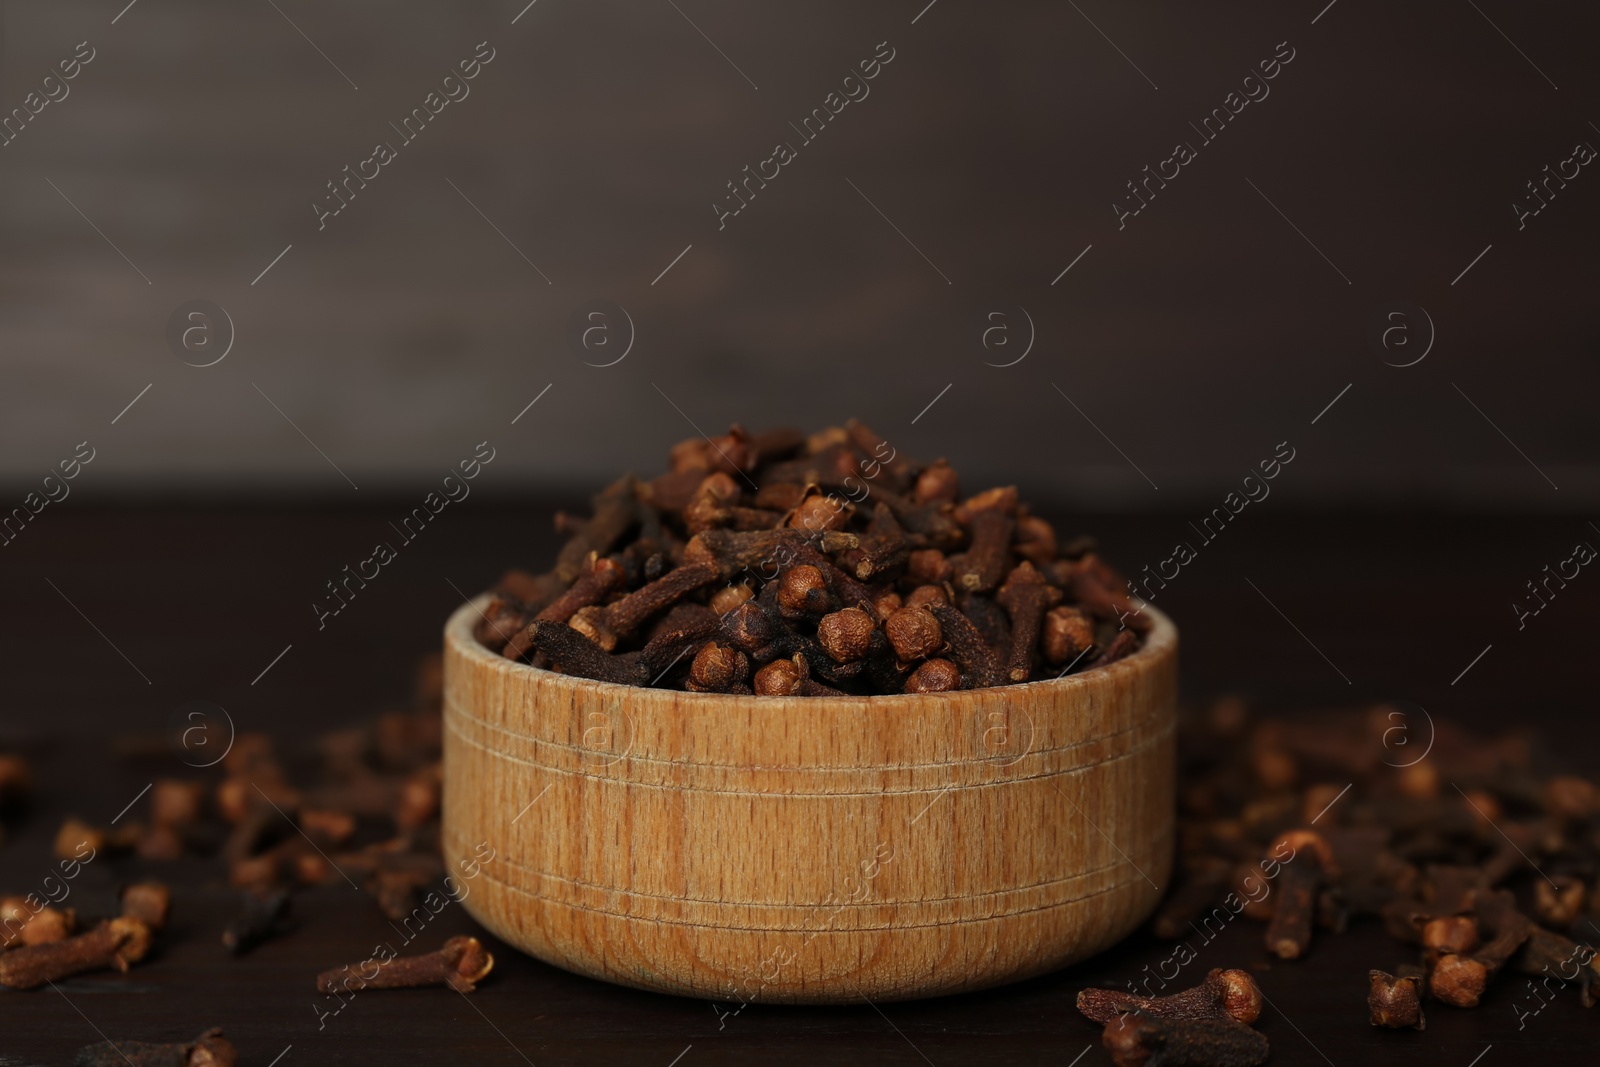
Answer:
[{"xmin": 442, "ymin": 599, "xmax": 1176, "ymax": 1003}]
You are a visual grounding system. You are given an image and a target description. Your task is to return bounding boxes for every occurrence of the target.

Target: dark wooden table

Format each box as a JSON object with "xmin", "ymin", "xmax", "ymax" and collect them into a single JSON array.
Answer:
[{"xmin": 1, "ymin": 505, "xmax": 1595, "ymax": 1065}]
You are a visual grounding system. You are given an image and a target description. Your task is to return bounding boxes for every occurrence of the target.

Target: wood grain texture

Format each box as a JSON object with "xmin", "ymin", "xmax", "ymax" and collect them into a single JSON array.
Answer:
[{"xmin": 442, "ymin": 597, "xmax": 1177, "ymax": 1004}]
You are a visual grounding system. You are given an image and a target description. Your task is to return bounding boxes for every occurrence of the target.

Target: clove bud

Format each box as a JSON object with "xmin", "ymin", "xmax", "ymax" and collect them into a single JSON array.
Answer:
[
  {"xmin": 903, "ymin": 658, "xmax": 960, "ymax": 693},
  {"xmin": 316, "ymin": 935, "xmax": 494, "ymax": 994},
  {"xmin": 1077, "ymin": 967, "xmax": 1262, "ymax": 1025},
  {"xmin": 1101, "ymin": 1013, "xmax": 1270, "ymax": 1067},
  {"xmin": 223, "ymin": 890, "xmax": 292, "ymax": 956},
  {"xmin": 1368, "ymin": 968, "xmax": 1426, "ymax": 1029},
  {"xmin": 73, "ymin": 1027, "xmax": 237, "ymax": 1067},
  {"xmin": 0, "ymin": 917, "xmax": 153, "ymax": 989},
  {"xmin": 120, "ymin": 882, "xmax": 172, "ymax": 932}
]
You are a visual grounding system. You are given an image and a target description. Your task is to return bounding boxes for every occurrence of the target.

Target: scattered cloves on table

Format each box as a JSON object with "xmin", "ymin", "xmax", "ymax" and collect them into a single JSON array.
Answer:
[
  {"xmin": 31, "ymin": 655, "xmax": 459, "ymax": 983},
  {"xmin": 1131, "ymin": 695, "xmax": 1600, "ymax": 1036},
  {"xmin": 2, "ymin": 657, "xmax": 455, "ymax": 1000}
]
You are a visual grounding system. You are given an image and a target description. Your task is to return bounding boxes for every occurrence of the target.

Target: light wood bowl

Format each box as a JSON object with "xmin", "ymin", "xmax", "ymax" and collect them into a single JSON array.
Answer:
[{"xmin": 442, "ymin": 597, "xmax": 1176, "ymax": 1004}]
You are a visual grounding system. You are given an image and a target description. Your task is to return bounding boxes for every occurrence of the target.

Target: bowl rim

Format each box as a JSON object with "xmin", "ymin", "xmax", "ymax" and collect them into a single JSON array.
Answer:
[{"xmin": 445, "ymin": 594, "xmax": 1176, "ymax": 707}]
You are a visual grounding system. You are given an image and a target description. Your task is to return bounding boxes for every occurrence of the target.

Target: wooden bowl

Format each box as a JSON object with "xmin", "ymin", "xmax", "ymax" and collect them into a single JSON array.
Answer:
[{"xmin": 442, "ymin": 597, "xmax": 1176, "ymax": 1004}]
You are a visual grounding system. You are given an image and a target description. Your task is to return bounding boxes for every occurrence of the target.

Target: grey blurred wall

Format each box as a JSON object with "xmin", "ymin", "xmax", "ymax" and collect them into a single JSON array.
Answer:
[{"xmin": 3, "ymin": 0, "xmax": 1596, "ymax": 509}]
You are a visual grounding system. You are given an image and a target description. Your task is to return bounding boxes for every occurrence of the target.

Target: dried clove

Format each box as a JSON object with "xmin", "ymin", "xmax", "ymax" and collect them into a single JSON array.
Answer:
[
  {"xmin": 0, "ymin": 753, "xmax": 32, "ymax": 809},
  {"xmin": 1544, "ymin": 775, "xmax": 1599, "ymax": 822},
  {"xmin": 316, "ymin": 935, "xmax": 494, "ymax": 994},
  {"xmin": 850, "ymin": 502, "xmax": 910, "ymax": 580},
  {"xmin": 687, "ymin": 642, "xmax": 750, "ymax": 692},
  {"xmin": 554, "ymin": 475, "xmax": 637, "ymax": 583},
  {"xmin": 4, "ymin": 904, "xmax": 75, "ymax": 948},
  {"xmin": 903, "ymin": 658, "xmax": 961, "ymax": 693},
  {"xmin": 396, "ymin": 763, "xmax": 441, "ymax": 830},
  {"xmin": 1042, "ymin": 605, "xmax": 1096, "ymax": 667},
  {"xmin": 586, "ymin": 561, "xmax": 719, "ymax": 648},
  {"xmin": 1013, "ymin": 511, "xmax": 1057, "ymax": 565},
  {"xmin": 1533, "ymin": 875, "xmax": 1586, "ymax": 928},
  {"xmin": 1263, "ymin": 830, "xmax": 1335, "ymax": 959},
  {"xmin": 1101, "ymin": 1013, "xmax": 1270, "ymax": 1067},
  {"xmin": 1473, "ymin": 889, "xmax": 1535, "ymax": 974},
  {"xmin": 1077, "ymin": 967, "xmax": 1262, "ymax": 1025},
  {"xmin": 787, "ymin": 487, "xmax": 853, "ymax": 532},
  {"xmin": 1092, "ymin": 629, "xmax": 1141, "ymax": 667},
  {"xmin": 223, "ymin": 890, "xmax": 293, "ymax": 955},
  {"xmin": 928, "ymin": 604, "xmax": 1003, "ymax": 689},
  {"xmin": 996, "ymin": 562, "xmax": 1061, "ymax": 682},
  {"xmin": 298, "ymin": 806, "xmax": 357, "ymax": 844},
  {"xmin": 473, "ymin": 595, "xmax": 530, "ymax": 654},
  {"xmin": 637, "ymin": 603, "xmax": 722, "ymax": 677},
  {"xmin": 903, "ymin": 583, "xmax": 948, "ymax": 609},
  {"xmin": 540, "ymin": 554, "xmax": 626, "ymax": 623},
  {"xmin": 952, "ymin": 487, "xmax": 1016, "ymax": 593},
  {"xmin": 519, "ymin": 621, "xmax": 649, "ymax": 686},
  {"xmin": 1368, "ymin": 968, "xmax": 1426, "ymax": 1029},
  {"xmin": 722, "ymin": 600, "xmax": 785, "ymax": 661},
  {"xmin": 753, "ymin": 658, "xmax": 803, "ymax": 697},
  {"xmin": 912, "ymin": 458, "xmax": 959, "ymax": 503},
  {"xmin": 1430, "ymin": 953, "xmax": 1489, "ymax": 1008},
  {"xmin": 121, "ymin": 882, "xmax": 172, "ymax": 931},
  {"xmin": 149, "ymin": 779, "xmax": 207, "ymax": 830},
  {"xmin": 957, "ymin": 594, "xmax": 1011, "ymax": 653},
  {"xmin": 883, "ymin": 606, "xmax": 942, "ymax": 663},
  {"xmin": 0, "ymin": 917, "xmax": 153, "ymax": 989},
  {"xmin": 1151, "ymin": 857, "xmax": 1234, "ymax": 940},
  {"xmin": 905, "ymin": 549, "xmax": 951, "ymax": 585},
  {"xmin": 875, "ymin": 487, "xmax": 964, "ymax": 548},
  {"xmin": 54, "ymin": 816, "xmax": 134, "ymax": 860},
  {"xmin": 1430, "ymin": 889, "xmax": 1533, "ymax": 1007},
  {"xmin": 73, "ymin": 1027, "xmax": 237, "ymax": 1067},
  {"xmin": 1512, "ymin": 926, "xmax": 1600, "ymax": 1008},
  {"xmin": 816, "ymin": 607, "xmax": 876, "ymax": 663},
  {"xmin": 776, "ymin": 564, "xmax": 834, "ymax": 621}
]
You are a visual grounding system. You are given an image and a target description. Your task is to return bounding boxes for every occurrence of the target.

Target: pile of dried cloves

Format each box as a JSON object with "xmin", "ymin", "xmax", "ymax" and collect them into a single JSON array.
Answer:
[{"xmin": 475, "ymin": 421, "xmax": 1147, "ymax": 695}]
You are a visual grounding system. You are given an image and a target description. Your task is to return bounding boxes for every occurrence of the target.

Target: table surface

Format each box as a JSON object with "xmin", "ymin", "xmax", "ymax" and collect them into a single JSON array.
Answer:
[{"xmin": 1, "ymin": 505, "xmax": 1596, "ymax": 1066}]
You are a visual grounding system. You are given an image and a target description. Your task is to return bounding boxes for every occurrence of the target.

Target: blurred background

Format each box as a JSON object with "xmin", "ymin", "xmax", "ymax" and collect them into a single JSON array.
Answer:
[
  {"xmin": 4, "ymin": 0, "xmax": 1596, "ymax": 505},
  {"xmin": 1, "ymin": 0, "xmax": 1595, "ymax": 725}
]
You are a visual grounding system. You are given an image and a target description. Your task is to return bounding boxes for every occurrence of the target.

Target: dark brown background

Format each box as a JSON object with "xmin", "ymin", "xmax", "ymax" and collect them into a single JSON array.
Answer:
[
  {"xmin": 2, "ymin": 0, "xmax": 1596, "ymax": 505},
  {"xmin": 2, "ymin": 0, "xmax": 1598, "ymax": 1062}
]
